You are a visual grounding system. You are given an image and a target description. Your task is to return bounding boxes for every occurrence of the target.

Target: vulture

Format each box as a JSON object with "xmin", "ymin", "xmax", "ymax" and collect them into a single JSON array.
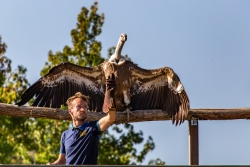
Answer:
[{"xmin": 16, "ymin": 33, "xmax": 190, "ymax": 125}]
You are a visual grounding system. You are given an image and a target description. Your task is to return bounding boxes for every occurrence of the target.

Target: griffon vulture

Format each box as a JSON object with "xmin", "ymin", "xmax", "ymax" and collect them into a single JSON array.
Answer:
[{"xmin": 16, "ymin": 33, "xmax": 190, "ymax": 125}]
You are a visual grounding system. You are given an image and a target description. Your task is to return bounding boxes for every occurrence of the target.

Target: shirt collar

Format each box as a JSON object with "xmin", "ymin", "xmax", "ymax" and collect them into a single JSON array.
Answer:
[{"xmin": 70, "ymin": 122, "xmax": 88, "ymax": 131}]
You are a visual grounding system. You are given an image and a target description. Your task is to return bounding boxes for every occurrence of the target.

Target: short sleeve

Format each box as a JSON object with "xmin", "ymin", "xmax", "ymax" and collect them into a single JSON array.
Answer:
[
  {"xmin": 96, "ymin": 121, "xmax": 102, "ymax": 132},
  {"xmin": 91, "ymin": 121, "xmax": 102, "ymax": 137},
  {"xmin": 59, "ymin": 132, "xmax": 66, "ymax": 154}
]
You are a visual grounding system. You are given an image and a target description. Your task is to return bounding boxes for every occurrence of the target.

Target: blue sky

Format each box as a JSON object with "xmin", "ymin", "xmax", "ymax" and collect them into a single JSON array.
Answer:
[{"xmin": 1, "ymin": 0, "xmax": 250, "ymax": 165}]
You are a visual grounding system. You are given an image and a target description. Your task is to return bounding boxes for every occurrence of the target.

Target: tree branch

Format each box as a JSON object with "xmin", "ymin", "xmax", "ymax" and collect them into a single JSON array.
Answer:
[{"xmin": 0, "ymin": 103, "xmax": 250, "ymax": 124}]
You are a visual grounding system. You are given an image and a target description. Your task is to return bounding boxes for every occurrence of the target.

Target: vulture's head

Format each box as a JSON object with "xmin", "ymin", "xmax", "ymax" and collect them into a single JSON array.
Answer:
[{"xmin": 120, "ymin": 33, "xmax": 127, "ymax": 42}]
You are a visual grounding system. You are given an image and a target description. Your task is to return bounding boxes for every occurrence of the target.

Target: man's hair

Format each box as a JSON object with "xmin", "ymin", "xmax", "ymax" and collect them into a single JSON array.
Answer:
[{"xmin": 66, "ymin": 92, "xmax": 90, "ymax": 109}]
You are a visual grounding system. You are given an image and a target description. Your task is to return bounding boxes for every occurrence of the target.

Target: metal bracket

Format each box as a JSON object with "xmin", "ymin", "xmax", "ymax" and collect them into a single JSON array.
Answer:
[{"xmin": 191, "ymin": 118, "xmax": 198, "ymax": 126}]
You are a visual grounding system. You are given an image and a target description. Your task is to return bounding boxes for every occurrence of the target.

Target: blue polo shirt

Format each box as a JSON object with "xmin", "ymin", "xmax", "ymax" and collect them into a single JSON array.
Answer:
[{"xmin": 60, "ymin": 121, "xmax": 102, "ymax": 165}]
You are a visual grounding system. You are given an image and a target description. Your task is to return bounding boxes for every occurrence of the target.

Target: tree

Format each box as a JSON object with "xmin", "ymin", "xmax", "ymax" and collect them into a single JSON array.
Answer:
[
  {"xmin": 0, "ymin": 2, "xmax": 166, "ymax": 165},
  {"xmin": 0, "ymin": 36, "xmax": 35, "ymax": 164},
  {"xmin": 39, "ymin": 2, "xmax": 164, "ymax": 165},
  {"xmin": 40, "ymin": 2, "xmax": 104, "ymax": 76},
  {"xmin": 0, "ymin": 36, "xmax": 10, "ymax": 89},
  {"xmin": 0, "ymin": 37, "xmax": 65, "ymax": 165},
  {"xmin": 98, "ymin": 124, "xmax": 156, "ymax": 165}
]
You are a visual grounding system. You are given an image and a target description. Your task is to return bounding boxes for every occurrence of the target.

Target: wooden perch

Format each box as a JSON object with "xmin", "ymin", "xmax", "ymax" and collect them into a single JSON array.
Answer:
[
  {"xmin": 189, "ymin": 108, "xmax": 250, "ymax": 120},
  {"xmin": 0, "ymin": 103, "xmax": 250, "ymax": 124},
  {"xmin": 0, "ymin": 103, "xmax": 171, "ymax": 124}
]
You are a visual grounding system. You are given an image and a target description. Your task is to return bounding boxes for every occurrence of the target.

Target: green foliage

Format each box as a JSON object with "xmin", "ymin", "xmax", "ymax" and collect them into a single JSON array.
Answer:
[
  {"xmin": 0, "ymin": 36, "xmax": 68, "ymax": 164},
  {"xmin": 0, "ymin": 36, "xmax": 34, "ymax": 164},
  {"xmin": 0, "ymin": 65, "xmax": 29, "ymax": 104},
  {"xmin": 40, "ymin": 2, "xmax": 104, "ymax": 76},
  {"xmin": 0, "ymin": 36, "xmax": 29, "ymax": 103},
  {"xmin": 0, "ymin": 36, "xmax": 10, "ymax": 86},
  {"xmin": 0, "ymin": 116, "xmax": 68, "ymax": 164},
  {"xmin": 0, "ymin": 36, "xmax": 28, "ymax": 104},
  {"xmin": 98, "ymin": 124, "xmax": 155, "ymax": 165},
  {"xmin": 148, "ymin": 158, "xmax": 166, "ymax": 166},
  {"xmin": 33, "ymin": 119, "xmax": 68, "ymax": 164},
  {"xmin": 0, "ymin": 36, "xmax": 7, "ymax": 55}
]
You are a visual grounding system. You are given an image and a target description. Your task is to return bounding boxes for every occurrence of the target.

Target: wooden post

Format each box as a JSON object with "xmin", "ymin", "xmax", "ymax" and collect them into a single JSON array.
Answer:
[{"xmin": 188, "ymin": 119, "xmax": 199, "ymax": 165}]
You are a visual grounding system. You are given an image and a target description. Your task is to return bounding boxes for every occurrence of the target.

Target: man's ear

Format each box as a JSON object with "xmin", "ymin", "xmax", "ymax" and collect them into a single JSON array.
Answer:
[{"xmin": 68, "ymin": 109, "xmax": 73, "ymax": 115}]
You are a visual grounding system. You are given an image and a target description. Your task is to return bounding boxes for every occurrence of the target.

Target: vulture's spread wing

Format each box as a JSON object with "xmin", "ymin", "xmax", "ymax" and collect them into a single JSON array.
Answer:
[
  {"xmin": 129, "ymin": 62, "xmax": 190, "ymax": 125},
  {"xmin": 16, "ymin": 62, "xmax": 105, "ymax": 112}
]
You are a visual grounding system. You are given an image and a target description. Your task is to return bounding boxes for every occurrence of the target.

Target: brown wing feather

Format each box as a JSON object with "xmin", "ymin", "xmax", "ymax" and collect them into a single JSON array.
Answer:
[
  {"xmin": 16, "ymin": 62, "xmax": 105, "ymax": 112},
  {"xmin": 130, "ymin": 62, "xmax": 190, "ymax": 125}
]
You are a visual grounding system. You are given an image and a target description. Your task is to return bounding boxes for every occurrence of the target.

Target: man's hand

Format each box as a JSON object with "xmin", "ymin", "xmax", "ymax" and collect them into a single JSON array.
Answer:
[
  {"xmin": 102, "ymin": 73, "xmax": 116, "ymax": 113},
  {"xmin": 47, "ymin": 154, "xmax": 66, "ymax": 165}
]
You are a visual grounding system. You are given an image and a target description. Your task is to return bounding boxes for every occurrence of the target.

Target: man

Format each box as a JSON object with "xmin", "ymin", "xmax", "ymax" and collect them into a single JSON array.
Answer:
[{"xmin": 47, "ymin": 74, "xmax": 116, "ymax": 165}]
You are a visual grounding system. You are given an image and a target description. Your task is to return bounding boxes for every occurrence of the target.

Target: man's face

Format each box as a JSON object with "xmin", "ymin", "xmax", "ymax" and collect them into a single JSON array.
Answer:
[{"xmin": 69, "ymin": 98, "xmax": 88, "ymax": 121}]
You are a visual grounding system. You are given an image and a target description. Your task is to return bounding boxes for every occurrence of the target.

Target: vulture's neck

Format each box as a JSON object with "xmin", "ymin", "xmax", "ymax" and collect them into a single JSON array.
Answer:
[{"xmin": 114, "ymin": 39, "xmax": 125, "ymax": 61}]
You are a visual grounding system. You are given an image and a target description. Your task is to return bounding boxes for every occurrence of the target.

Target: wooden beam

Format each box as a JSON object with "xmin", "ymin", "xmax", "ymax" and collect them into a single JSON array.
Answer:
[
  {"xmin": 0, "ymin": 103, "xmax": 172, "ymax": 124},
  {"xmin": 1, "ymin": 103, "xmax": 250, "ymax": 123},
  {"xmin": 188, "ymin": 119, "xmax": 199, "ymax": 165},
  {"xmin": 189, "ymin": 108, "xmax": 250, "ymax": 120}
]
